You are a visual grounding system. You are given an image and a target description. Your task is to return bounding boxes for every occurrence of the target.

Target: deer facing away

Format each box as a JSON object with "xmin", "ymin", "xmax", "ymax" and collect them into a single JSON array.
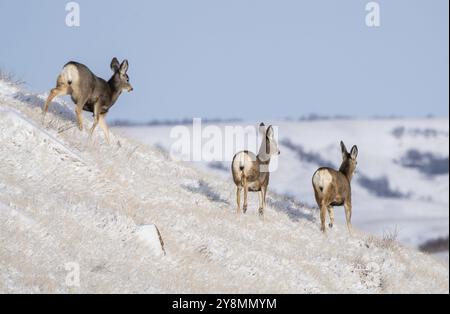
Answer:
[
  {"xmin": 231, "ymin": 123, "xmax": 280, "ymax": 218},
  {"xmin": 312, "ymin": 141, "xmax": 358, "ymax": 234},
  {"xmin": 43, "ymin": 58, "xmax": 133, "ymax": 143}
]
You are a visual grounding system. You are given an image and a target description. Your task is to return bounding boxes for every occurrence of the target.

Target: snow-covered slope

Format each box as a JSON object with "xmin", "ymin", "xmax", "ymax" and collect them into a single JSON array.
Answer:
[
  {"xmin": 116, "ymin": 119, "xmax": 449, "ymax": 253},
  {"xmin": 0, "ymin": 80, "xmax": 448, "ymax": 293}
]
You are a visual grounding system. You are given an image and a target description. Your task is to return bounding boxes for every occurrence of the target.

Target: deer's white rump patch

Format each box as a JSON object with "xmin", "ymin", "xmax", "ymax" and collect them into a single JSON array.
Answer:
[
  {"xmin": 61, "ymin": 64, "xmax": 80, "ymax": 84},
  {"xmin": 313, "ymin": 169, "xmax": 333, "ymax": 193}
]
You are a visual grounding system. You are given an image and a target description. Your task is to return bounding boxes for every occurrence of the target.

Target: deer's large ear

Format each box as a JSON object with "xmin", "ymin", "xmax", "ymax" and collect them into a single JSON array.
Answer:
[
  {"xmin": 111, "ymin": 57, "xmax": 120, "ymax": 72},
  {"xmin": 266, "ymin": 125, "xmax": 275, "ymax": 140},
  {"xmin": 350, "ymin": 145, "xmax": 358, "ymax": 159},
  {"xmin": 340, "ymin": 141, "xmax": 348, "ymax": 159},
  {"xmin": 259, "ymin": 123, "xmax": 266, "ymax": 135},
  {"xmin": 119, "ymin": 60, "xmax": 129, "ymax": 75}
]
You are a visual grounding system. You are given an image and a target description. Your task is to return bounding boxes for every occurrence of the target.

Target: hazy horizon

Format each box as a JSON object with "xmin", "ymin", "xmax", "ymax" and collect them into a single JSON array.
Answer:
[{"xmin": 108, "ymin": 114, "xmax": 449, "ymax": 126}]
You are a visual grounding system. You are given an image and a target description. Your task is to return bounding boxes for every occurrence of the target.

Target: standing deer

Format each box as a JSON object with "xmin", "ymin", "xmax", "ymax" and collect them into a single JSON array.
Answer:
[
  {"xmin": 43, "ymin": 58, "xmax": 133, "ymax": 143},
  {"xmin": 231, "ymin": 123, "xmax": 280, "ymax": 218},
  {"xmin": 312, "ymin": 141, "xmax": 358, "ymax": 234}
]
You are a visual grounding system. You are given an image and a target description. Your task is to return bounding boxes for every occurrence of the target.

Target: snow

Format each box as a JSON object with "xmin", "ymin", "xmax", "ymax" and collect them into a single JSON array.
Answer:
[
  {"xmin": 0, "ymin": 79, "xmax": 448, "ymax": 293},
  {"xmin": 0, "ymin": 80, "xmax": 18, "ymax": 98}
]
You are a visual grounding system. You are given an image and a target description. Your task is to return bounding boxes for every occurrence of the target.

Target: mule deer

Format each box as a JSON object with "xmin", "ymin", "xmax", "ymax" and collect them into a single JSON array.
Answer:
[
  {"xmin": 312, "ymin": 141, "xmax": 358, "ymax": 234},
  {"xmin": 43, "ymin": 58, "xmax": 133, "ymax": 143},
  {"xmin": 231, "ymin": 123, "xmax": 280, "ymax": 218}
]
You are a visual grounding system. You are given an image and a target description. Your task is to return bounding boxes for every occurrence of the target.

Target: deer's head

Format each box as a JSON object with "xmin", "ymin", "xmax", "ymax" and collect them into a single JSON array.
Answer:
[
  {"xmin": 339, "ymin": 141, "xmax": 358, "ymax": 181},
  {"xmin": 258, "ymin": 123, "xmax": 280, "ymax": 162},
  {"xmin": 110, "ymin": 57, "xmax": 133, "ymax": 93}
]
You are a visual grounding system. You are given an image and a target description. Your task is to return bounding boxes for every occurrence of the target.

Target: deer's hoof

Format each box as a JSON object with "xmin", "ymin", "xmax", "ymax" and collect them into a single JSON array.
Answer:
[{"xmin": 329, "ymin": 223, "xmax": 333, "ymax": 229}]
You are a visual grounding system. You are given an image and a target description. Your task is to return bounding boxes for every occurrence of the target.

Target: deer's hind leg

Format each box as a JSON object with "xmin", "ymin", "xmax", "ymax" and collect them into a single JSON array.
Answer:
[
  {"xmin": 320, "ymin": 203, "xmax": 328, "ymax": 233},
  {"xmin": 74, "ymin": 94, "xmax": 91, "ymax": 131},
  {"xmin": 75, "ymin": 104, "xmax": 85, "ymax": 131},
  {"xmin": 43, "ymin": 83, "xmax": 69, "ymax": 117},
  {"xmin": 236, "ymin": 186, "xmax": 242, "ymax": 214},
  {"xmin": 327, "ymin": 206, "xmax": 335, "ymax": 228}
]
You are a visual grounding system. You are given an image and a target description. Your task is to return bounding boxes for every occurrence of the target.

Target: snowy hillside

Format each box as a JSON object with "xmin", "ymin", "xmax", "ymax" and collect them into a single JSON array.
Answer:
[
  {"xmin": 0, "ymin": 79, "xmax": 448, "ymax": 293},
  {"xmin": 116, "ymin": 119, "xmax": 449, "ymax": 255}
]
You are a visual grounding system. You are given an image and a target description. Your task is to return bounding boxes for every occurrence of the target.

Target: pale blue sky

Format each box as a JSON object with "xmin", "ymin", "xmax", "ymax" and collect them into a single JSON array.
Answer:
[{"xmin": 0, "ymin": 0, "xmax": 448, "ymax": 121}]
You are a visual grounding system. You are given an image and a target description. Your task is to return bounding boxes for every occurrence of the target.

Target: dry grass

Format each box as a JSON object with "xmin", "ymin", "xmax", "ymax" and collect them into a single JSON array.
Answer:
[
  {"xmin": 365, "ymin": 227, "xmax": 399, "ymax": 251},
  {"xmin": 0, "ymin": 69, "xmax": 25, "ymax": 86},
  {"xmin": 381, "ymin": 227, "xmax": 400, "ymax": 250}
]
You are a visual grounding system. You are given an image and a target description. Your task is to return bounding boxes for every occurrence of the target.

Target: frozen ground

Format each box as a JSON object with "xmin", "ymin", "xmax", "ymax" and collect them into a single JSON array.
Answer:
[{"xmin": 0, "ymin": 79, "xmax": 448, "ymax": 293}]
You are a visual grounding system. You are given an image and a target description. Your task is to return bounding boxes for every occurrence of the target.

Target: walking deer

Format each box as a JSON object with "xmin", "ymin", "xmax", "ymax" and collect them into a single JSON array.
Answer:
[
  {"xmin": 43, "ymin": 58, "xmax": 133, "ymax": 143},
  {"xmin": 312, "ymin": 141, "xmax": 358, "ymax": 234},
  {"xmin": 231, "ymin": 123, "xmax": 280, "ymax": 218}
]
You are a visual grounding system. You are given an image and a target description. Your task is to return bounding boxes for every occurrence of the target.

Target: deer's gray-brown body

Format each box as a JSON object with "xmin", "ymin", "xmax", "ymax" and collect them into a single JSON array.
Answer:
[
  {"xmin": 43, "ymin": 58, "xmax": 133, "ymax": 143},
  {"xmin": 312, "ymin": 141, "xmax": 358, "ymax": 234},
  {"xmin": 232, "ymin": 151, "xmax": 270, "ymax": 192},
  {"xmin": 231, "ymin": 123, "xmax": 280, "ymax": 217}
]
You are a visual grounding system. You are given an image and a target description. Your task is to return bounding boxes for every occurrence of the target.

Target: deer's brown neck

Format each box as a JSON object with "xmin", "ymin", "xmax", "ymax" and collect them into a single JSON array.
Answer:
[
  {"xmin": 257, "ymin": 139, "xmax": 271, "ymax": 165},
  {"xmin": 339, "ymin": 161, "xmax": 354, "ymax": 182},
  {"xmin": 108, "ymin": 77, "xmax": 123, "ymax": 106},
  {"xmin": 257, "ymin": 154, "xmax": 271, "ymax": 165}
]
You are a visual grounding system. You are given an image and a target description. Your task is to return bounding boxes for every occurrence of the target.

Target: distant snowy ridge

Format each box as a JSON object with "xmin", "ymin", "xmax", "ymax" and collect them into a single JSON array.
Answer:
[{"xmin": 0, "ymin": 79, "xmax": 448, "ymax": 293}]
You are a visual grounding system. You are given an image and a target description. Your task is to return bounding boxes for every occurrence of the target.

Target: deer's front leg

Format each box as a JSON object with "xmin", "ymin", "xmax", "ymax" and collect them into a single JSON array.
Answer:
[
  {"xmin": 262, "ymin": 186, "xmax": 267, "ymax": 209},
  {"xmin": 344, "ymin": 201, "xmax": 353, "ymax": 235},
  {"xmin": 89, "ymin": 103, "xmax": 101, "ymax": 139},
  {"xmin": 98, "ymin": 114, "xmax": 111, "ymax": 144},
  {"xmin": 258, "ymin": 190, "xmax": 264, "ymax": 218}
]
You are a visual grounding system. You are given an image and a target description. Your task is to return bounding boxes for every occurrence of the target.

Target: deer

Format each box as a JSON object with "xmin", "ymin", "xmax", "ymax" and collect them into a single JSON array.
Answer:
[
  {"xmin": 231, "ymin": 123, "xmax": 280, "ymax": 218},
  {"xmin": 42, "ymin": 58, "xmax": 133, "ymax": 144},
  {"xmin": 312, "ymin": 141, "xmax": 358, "ymax": 234}
]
